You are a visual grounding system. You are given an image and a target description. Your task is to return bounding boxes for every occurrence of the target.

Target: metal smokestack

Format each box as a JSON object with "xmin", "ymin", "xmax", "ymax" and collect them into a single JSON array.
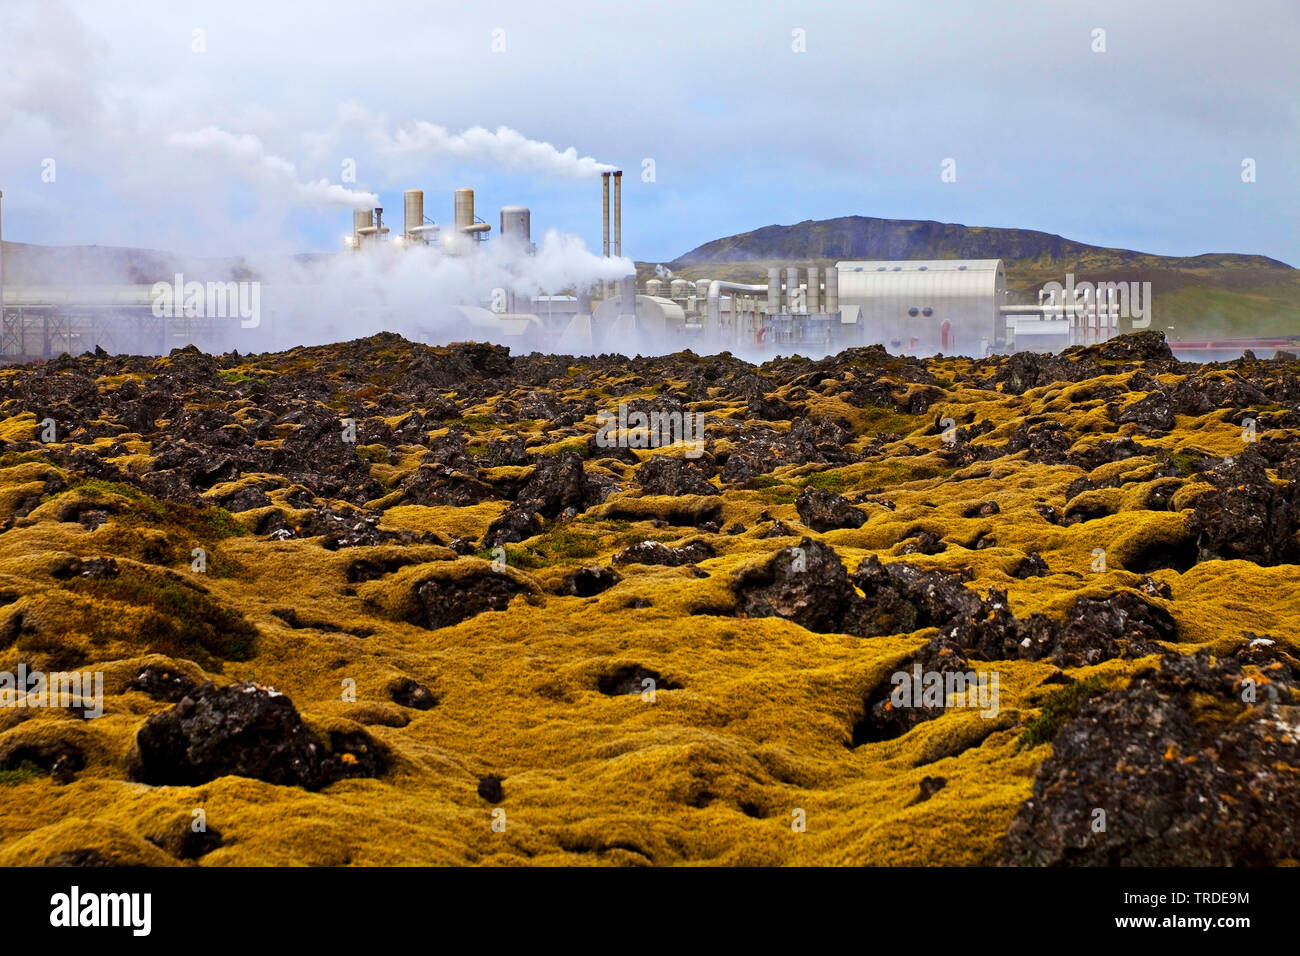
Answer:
[
  {"xmin": 767, "ymin": 268, "xmax": 780, "ymax": 313},
  {"xmin": 601, "ymin": 172, "xmax": 611, "ymax": 258},
  {"xmin": 786, "ymin": 267, "xmax": 799, "ymax": 312},
  {"xmin": 825, "ymin": 265, "xmax": 839, "ymax": 313},
  {"xmin": 613, "ymin": 170, "xmax": 622, "ymax": 257},
  {"xmin": 806, "ymin": 266, "xmax": 819, "ymax": 312}
]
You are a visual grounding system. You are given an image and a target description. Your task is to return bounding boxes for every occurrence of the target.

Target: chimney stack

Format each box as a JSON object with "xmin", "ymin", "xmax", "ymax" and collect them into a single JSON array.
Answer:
[
  {"xmin": 613, "ymin": 170, "xmax": 622, "ymax": 258},
  {"xmin": 601, "ymin": 172, "xmax": 610, "ymax": 258}
]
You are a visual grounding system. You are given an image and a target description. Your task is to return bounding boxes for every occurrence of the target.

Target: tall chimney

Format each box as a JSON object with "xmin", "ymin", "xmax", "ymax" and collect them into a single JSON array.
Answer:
[
  {"xmin": 767, "ymin": 268, "xmax": 780, "ymax": 313},
  {"xmin": 613, "ymin": 170, "xmax": 622, "ymax": 258},
  {"xmin": 786, "ymin": 267, "xmax": 799, "ymax": 312},
  {"xmin": 806, "ymin": 266, "xmax": 819, "ymax": 312},
  {"xmin": 825, "ymin": 265, "xmax": 839, "ymax": 313},
  {"xmin": 601, "ymin": 172, "xmax": 611, "ymax": 258}
]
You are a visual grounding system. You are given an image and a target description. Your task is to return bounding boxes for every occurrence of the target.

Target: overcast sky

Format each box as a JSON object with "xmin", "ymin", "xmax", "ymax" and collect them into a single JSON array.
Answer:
[{"xmin": 1, "ymin": 0, "xmax": 1296, "ymax": 265}]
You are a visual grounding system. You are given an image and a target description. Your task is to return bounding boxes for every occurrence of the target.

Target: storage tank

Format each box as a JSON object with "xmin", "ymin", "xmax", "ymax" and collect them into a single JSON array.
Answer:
[
  {"xmin": 695, "ymin": 280, "xmax": 710, "ymax": 298},
  {"xmin": 670, "ymin": 279, "xmax": 688, "ymax": 299},
  {"xmin": 404, "ymin": 190, "xmax": 424, "ymax": 237},
  {"xmin": 353, "ymin": 208, "xmax": 374, "ymax": 234},
  {"xmin": 646, "ymin": 278, "xmax": 662, "ymax": 297},
  {"xmin": 825, "ymin": 265, "xmax": 839, "ymax": 313},
  {"xmin": 454, "ymin": 189, "xmax": 475, "ymax": 232},
  {"xmin": 499, "ymin": 205, "xmax": 530, "ymax": 244}
]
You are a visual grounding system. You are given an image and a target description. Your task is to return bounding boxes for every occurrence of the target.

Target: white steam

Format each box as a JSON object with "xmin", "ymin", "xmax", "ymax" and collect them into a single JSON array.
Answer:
[
  {"xmin": 242, "ymin": 234, "xmax": 634, "ymax": 352},
  {"xmin": 167, "ymin": 127, "xmax": 379, "ymax": 209}
]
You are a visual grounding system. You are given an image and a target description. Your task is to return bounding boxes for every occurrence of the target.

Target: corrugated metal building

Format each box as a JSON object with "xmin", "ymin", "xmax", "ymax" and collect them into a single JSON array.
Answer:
[{"xmin": 836, "ymin": 259, "xmax": 1005, "ymax": 356}]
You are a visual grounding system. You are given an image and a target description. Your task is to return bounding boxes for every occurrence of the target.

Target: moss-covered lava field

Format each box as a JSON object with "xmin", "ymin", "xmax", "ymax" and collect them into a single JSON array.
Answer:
[{"xmin": 0, "ymin": 330, "xmax": 1297, "ymax": 866}]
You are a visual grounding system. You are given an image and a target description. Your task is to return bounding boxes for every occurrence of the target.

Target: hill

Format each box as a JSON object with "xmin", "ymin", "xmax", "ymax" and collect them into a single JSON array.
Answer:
[{"xmin": 647, "ymin": 216, "xmax": 1300, "ymax": 338}]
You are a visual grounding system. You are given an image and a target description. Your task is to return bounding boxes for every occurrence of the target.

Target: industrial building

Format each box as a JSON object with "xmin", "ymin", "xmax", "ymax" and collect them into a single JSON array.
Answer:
[{"xmin": 0, "ymin": 176, "xmax": 1154, "ymax": 362}]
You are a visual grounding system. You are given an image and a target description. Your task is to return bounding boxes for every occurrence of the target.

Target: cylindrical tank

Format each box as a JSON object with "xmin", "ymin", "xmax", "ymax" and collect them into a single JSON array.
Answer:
[
  {"xmin": 695, "ymin": 280, "xmax": 710, "ymax": 298},
  {"xmin": 500, "ymin": 205, "xmax": 531, "ymax": 244},
  {"xmin": 646, "ymin": 278, "xmax": 662, "ymax": 297},
  {"xmin": 353, "ymin": 208, "xmax": 374, "ymax": 233},
  {"xmin": 404, "ymin": 190, "xmax": 424, "ymax": 236},
  {"xmin": 825, "ymin": 266, "xmax": 839, "ymax": 313},
  {"xmin": 767, "ymin": 268, "xmax": 780, "ymax": 313},
  {"xmin": 786, "ymin": 267, "xmax": 799, "ymax": 312},
  {"xmin": 670, "ymin": 279, "xmax": 688, "ymax": 299},
  {"xmin": 806, "ymin": 266, "xmax": 820, "ymax": 312},
  {"xmin": 454, "ymin": 188, "xmax": 475, "ymax": 231}
]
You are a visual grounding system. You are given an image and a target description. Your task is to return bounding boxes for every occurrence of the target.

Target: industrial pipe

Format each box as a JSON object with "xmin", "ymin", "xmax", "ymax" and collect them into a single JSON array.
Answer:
[{"xmin": 707, "ymin": 279, "xmax": 770, "ymax": 336}]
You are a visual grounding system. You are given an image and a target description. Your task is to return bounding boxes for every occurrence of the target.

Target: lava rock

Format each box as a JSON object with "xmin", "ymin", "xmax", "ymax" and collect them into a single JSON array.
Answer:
[
  {"xmin": 1004, "ymin": 650, "xmax": 1300, "ymax": 866},
  {"xmin": 635, "ymin": 455, "xmax": 719, "ymax": 497},
  {"xmin": 389, "ymin": 677, "xmax": 438, "ymax": 710},
  {"xmin": 132, "ymin": 681, "xmax": 384, "ymax": 790},
  {"xmin": 560, "ymin": 565, "xmax": 621, "ymax": 597},
  {"xmin": 477, "ymin": 774, "xmax": 505, "ymax": 803},
  {"xmin": 795, "ymin": 487, "xmax": 868, "ymax": 532},
  {"xmin": 612, "ymin": 540, "xmax": 715, "ymax": 566}
]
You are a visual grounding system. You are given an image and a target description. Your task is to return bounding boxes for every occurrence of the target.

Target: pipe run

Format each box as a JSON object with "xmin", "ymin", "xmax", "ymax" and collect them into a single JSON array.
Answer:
[{"xmin": 707, "ymin": 280, "xmax": 770, "ymax": 335}]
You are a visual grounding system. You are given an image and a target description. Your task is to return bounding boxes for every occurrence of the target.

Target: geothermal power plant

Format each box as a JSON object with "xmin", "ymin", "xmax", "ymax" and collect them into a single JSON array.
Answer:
[{"xmin": 0, "ymin": 178, "xmax": 1195, "ymax": 362}]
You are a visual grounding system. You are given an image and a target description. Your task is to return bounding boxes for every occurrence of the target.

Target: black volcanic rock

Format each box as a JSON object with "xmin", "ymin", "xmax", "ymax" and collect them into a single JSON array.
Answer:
[
  {"xmin": 132, "ymin": 681, "xmax": 384, "ymax": 790},
  {"xmin": 795, "ymin": 487, "xmax": 868, "ymax": 532},
  {"xmin": 1004, "ymin": 650, "xmax": 1300, "ymax": 866}
]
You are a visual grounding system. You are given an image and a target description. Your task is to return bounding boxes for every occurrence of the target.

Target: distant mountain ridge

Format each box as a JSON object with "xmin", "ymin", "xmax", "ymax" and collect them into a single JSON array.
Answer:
[{"xmin": 670, "ymin": 216, "xmax": 1292, "ymax": 271}]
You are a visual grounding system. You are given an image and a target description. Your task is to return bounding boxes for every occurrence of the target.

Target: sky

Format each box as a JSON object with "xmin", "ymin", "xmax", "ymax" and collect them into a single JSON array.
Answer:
[{"xmin": 0, "ymin": 0, "xmax": 1297, "ymax": 266}]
